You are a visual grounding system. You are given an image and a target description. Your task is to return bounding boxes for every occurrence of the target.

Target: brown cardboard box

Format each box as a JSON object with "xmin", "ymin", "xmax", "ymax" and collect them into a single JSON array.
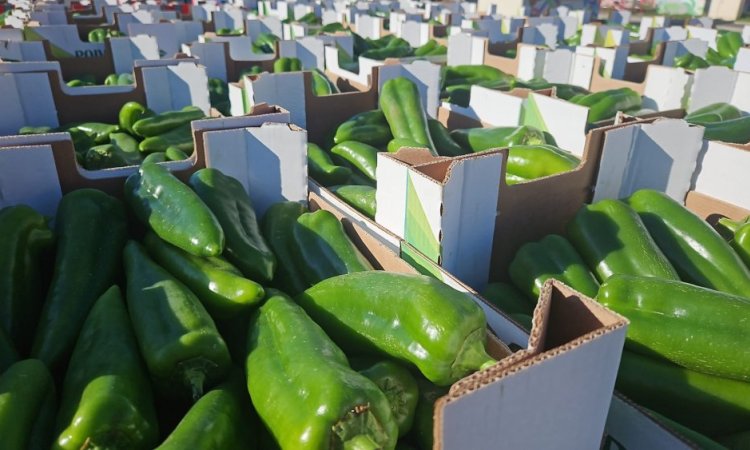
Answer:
[{"xmin": 0, "ymin": 109, "xmax": 628, "ymax": 449}]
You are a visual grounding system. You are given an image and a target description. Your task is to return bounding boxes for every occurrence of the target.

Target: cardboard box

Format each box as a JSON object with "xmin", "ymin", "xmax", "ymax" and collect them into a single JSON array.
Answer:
[
  {"xmin": 314, "ymin": 191, "xmax": 629, "ymax": 450},
  {"xmin": 0, "ymin": 58, "xmax": 211, "ymax": 136},
  {"xmin": 0, "ymin": 100, "xmax": 628, "ymax": 450},
  {"xmin": 230, "ymin": 61, "xmax": 441, "ymax": 130},
  {"xmin": 688, "ymin": 66, "xmax": 750, "ymax": 113}
]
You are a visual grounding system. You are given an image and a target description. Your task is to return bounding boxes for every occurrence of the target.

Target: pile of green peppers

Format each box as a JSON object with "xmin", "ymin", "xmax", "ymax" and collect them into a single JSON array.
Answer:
[
  {"xmin": 311, "ymin": 77, "xmax": 582, "ymax": 217},
  {"xmin": 0, "ymin": 166, "xmax": 497, "ymax": 449},
  {"xmin": 685, "ymin": 102, "xmax": 750, "ymax": 144},
  {"xmin": 87, "ymin": 27, "xmax": 122, "ymax": 43},
  {"xmin": 493, "ymin": 189, "xmax": 750, "ymax": 448},
  {"xmin": 18, "ymin": 101, "xmax": 205, "ymax": 170}
]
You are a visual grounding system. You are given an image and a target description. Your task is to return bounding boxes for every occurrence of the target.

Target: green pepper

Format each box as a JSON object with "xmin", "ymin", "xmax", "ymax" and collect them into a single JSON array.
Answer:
[
  {"xmin": 143, "ymin": 231, "xmax": 265, "ymax": 319},
  {"xmin": 442, "ymin": 78, "xmax": 515, "ymax": 107},
  {"xmin": 685, "ymin": 102, "xmax": 742, "ymax": 125},
  {"xmin": 104, "ymin": 74, "xmax": 119, "ymax": 86},
  {"xmin": 716, "ymin": 216, "xmax": 749, "ymax": 240},
  {"xmin": 251, "ymin": 32, "xmax": 279, "ymax": 54},
  {"xmin": 54, "ymin": 286, "xmax": 159, "ymax": 450},
  {"xmin": 296, "ymin": 12, "xmax": 320, "ymax": 24},
  {"xmin": 32, "ymin": 189, "xmax": 127, "ymax": 374},
  {"xmin": 188, "ymin": 168, "xmax": 277, "ymax": 282},
  {"xmin": 575, "ymin": 88, "xmax": 642, "ymax": 123},
  {"xmin": 125, "ymin": 162, "xmax": 225, "ymax": 257},
  {"xmin": 698, "ymin": 116, "xmax": 750, "ymax": 144},
  {"xmin": 142, "ymin": 152, "xmax": 167, "ymax": 164},
  {"xmin": 273, "ymin": 57, "xmax": 302, "ymax": 73},
  {"xmin": 387, "ymin": 138, "xmax": 424, "ymax": 153},
  {"xmin": 598, "ymin": 275, "xmax": 750, "ymax": 382},
  {"xmin": 566, "ymin": 199, "xmax": 679, "ymax": 282},
  {"xmin": 69, "ymin": 122, "xmax": 120, "ymax": 144},
  {"xmin": 361, "ymin": 38, "xmax": 413, "ymax": 60},
  {"xmin": 450, "ymin": 125, "xmax": 547, "ymax": 153},
  {"xmin": 334, "ymin": 110, "xmax": 392, "ymax": 147},
  {"xmin": 119, "ymin": 101, "xmax": 154, "ymax": 135},
  {"xmin": 165, "ymin": 145, "xmax": 190, "ymax": 160},
  {"xmin": 138, "ymin": 123, "xmax": 195, "ymax": 153},
  {"xmin": 509, "ymin": 234, "xmax": 600, "ymax": 301},
  {"xmin": 246, "ymin": 291, "xmax": 399, "ymax": 450},
  {"xmin": 643, "ymin": 408, "xmax": 729, "ymax": 450},
  {"xmin": 87, "ymin": 27, "xmax": 107, "ymax": 43},
  {"xmin": 318, "ymin": 22, "xmax": 346, "ymax": 34},
  {"xmin": 19, "ymin": 125, "xmax": 53, "ymax": 134},
  {"xmin": 132, "ymin": 106, "xmax": 204, "ymax": 138},
  {"xmin": 512, "ymin": 77, "xmax": 552, "ymax": 90},
  {"xmin": 330, "ymin": 185, "xmax": 376, "ymax": 218},
  {"xmin": 0, "ymin": 328, "xmax": 17, "ymax": 373},
  {"xmin": 123, "ymin": 241, "xmax": 232, "ymax": 400},
  {"xmin": 408, "ymin": 377, "xmax": 449, "ymax": 450},
  {"xmin": 311, "ymin": 69, "xmax": 338, "ymax": 96},
  {"xmin": 0, "ymin": 205, "xmax": 54, "ymax": 355},
  {"xmin": 293, "ymin": 210, "xmax": 374, "ymax": 286},
  {"xmin": 413, "ymin": 39, "xmax": 438, "ymax": 57},
  {"xmin": 155, "ymin": 371, "xmax": 257, "ymax": 449},
  {"xmin": 331, "ymin": 141, "xmax": 378, "ymax": 181},
  {"xmin": 428, "ymin": 119, "xmax": 467, "ymax": 157},
  {"xmin": 717, "ymin": 430, "xmax": 750, "ymax": 449},
  {"xmin": 84, "ymin": 139, "xmax": 143, "ymax": 169},
  {"xmin": 0, "ymin": 359, "xmax": 57, "ymax": 450},
  {"xmin": 380, "ymin": 77, "xmax": 437, "ymax": 155},
  {"xmin": 442, "ymin": 65, "xmax": 511, "ymax": 89},
  {"xmin": 627, "ymin": 189, "xmax": 750, "ymax": 297},
  {"xmin": 552, "ymin": 83, "xmax": 590, "ymax": 101},
  {"xmin": 717, "ymin": 31, "xmax": 743, "ymax": 59},
  {"xmin": 480, "ymin": 282, "xmax": 535, "ymax": 316},
  {"xmin": 506, "ymin": 144, "xmax": 580, "ymax": 180},
  {"xmin": 351, "ymin": 359, "xmax": 419, "ymax": 437},
  {"xmin": 615, "ymin": 350, "xmax": 750, "ymax": 436},
  {"xmin": 66, "ymin": 78, "xmax": 95, "ymax": 87},
  {"xmin": 308, "ymin": 143, "xmax": 352, "ymax": 186},
  {"xmin": 261, "ymin": 201, "xmax": 308, "ymax": 296},
  {"xmin": 297, "ymin": 271, "xmax": 496, "ymax": 385},
  {"xmin": 731, "ymin": 222, "xmax": 750, "ymax": 269}
]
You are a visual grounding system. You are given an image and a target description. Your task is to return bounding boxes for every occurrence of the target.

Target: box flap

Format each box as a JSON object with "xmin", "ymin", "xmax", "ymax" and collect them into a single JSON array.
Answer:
[
  {"xmin": 436, "ymin": 280, "xmax": 627, "ymax": 450},
  {"xmin": 243, "ymin": 72, "xmax": 307, "ymax": 128},
  {"xmin": 0, "ymin": 70, "xmax": 58, "ymax": 135},
  {"xmin": 0, "ymin": 142, "xmax": 63, "ymax": 217},
  {"xmin": 662, "ymin": 39, "xmax": 708, "ymax": 67},
  {"xmin": 110, "ymin": 35, "xmax": 160, "ymax": 74},
  {"xmin": 593, "ymin": 119, "xmax": 704, "ymax": 202},
  {"xmin": 202, "ymin": 122, "xmax": 307, "ymax": 216},
  {"xmin": 126, "ymin": 21, "xmax": 203, "ymax": 56},
  {"xmin": 693, "ymin": 142, "xmax": 750, "ymax": 211},
  {"xmin": 23, "ymin": 24, "xmax": 105, "ymax": 58},
  {"xmin": 447, "ymin": 32, "xmax": 486, "ymax": 66},
  {"xmin": 141, "ymin": 61, "xmax": 211, "ymax": 114},
  {"xmin": 689, "ymin": 67, "xmax": 750, "ymax": 112},
  {"xmin": 642, "ymin": 65, "xmax": 692, "ymax": 111}
]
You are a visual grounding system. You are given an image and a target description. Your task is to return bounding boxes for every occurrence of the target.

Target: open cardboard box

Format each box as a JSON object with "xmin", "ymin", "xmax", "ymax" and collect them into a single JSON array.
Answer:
[
  {"xmin": 0, "ymin": 100, "xmax": 629, "ymax": 450},
  {"xmin": 0, "ymin": 58, "xmax": 211, "ymax": 136},
  {"xmin": 22, "ymin": 34, "xmax": 161, "ymax": 82},
  {"xmin": 587, "ymin": 115, "xmax": 750, "ymax": 449},
  {"xmin": 229, "ymin": 60, "xmax": 441, "ymax": 133},
  {"xmin": 183, "ymin": 39, "xmax": 279, "ymax": 82}
]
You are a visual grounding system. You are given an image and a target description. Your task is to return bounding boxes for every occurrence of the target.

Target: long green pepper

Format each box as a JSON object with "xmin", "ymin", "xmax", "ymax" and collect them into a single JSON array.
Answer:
[
  {"xmin": 189, "ymin": 168, "xmax": 277, "ymax": 282},
  {"xmin": 53, "ymin": 286, "xmax": 159, "ymax": 450},
  {"xmin": 32, "ymin": 189, "xmax": 127, "ymax": 374},
  {"xmin": 124, "ymin": 241, "xmax": 232, "ymax": 400},
  {"xmin": 246, "ymin": 291, "xmax": 398, "ymax": 450}
]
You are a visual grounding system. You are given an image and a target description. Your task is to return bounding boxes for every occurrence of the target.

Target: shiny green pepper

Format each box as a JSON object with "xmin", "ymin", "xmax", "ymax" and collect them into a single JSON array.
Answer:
[{"xmin": 380, "ymin": 77, "xmax": 436, "ymax": 155}]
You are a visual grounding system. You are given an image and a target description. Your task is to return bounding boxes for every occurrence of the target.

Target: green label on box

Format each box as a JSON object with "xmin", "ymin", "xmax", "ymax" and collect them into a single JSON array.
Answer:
[
  {"xmin": 403, "ymin": 172, "xmax": 440, "ymax": 263},
  {"xmin": 400, "ymin": 242, "xmax": 445, "ymax": 282}
]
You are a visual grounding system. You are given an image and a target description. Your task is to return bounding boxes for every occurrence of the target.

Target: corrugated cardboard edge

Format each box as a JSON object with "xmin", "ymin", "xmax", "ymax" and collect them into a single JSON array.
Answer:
[
  {"xmin": 588, "ymin": 41, "xmax": 666, "ymax": 94},
  {"xmin": 433, "ymin": 279, "xmax": 628, "ymax": 449}
]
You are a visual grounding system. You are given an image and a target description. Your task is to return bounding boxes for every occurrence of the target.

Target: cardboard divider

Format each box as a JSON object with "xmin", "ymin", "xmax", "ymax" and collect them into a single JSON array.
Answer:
[
  {"xmin": 484, "ymin": 39, "xmax": 523, "ymax": 75},
  {"xmin": 40, "ymin": 38, "xmax": 114, "ymax": 82}
]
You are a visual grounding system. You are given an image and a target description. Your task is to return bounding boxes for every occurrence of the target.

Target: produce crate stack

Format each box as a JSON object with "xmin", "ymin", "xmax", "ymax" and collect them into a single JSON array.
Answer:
[{"xmin": 2, "ymin": 0, "xmax": 750, "ymax": 448}]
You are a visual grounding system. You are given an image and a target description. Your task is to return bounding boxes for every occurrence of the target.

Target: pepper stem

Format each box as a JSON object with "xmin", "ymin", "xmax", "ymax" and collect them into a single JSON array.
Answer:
[
  {"xmin": 332, "ymin": 404, "xmax": 389, "ymax": 450},
  {"xmin": 451, "ymin": 329, "xmax": 497, "ymax": 379},
  {"xmin": 343, "ymin": 435, "xmax": 380, "ymax": 450},
  {"xmin": 179, "ymin": 358, "xmax": 215, "ymax": 401}
]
